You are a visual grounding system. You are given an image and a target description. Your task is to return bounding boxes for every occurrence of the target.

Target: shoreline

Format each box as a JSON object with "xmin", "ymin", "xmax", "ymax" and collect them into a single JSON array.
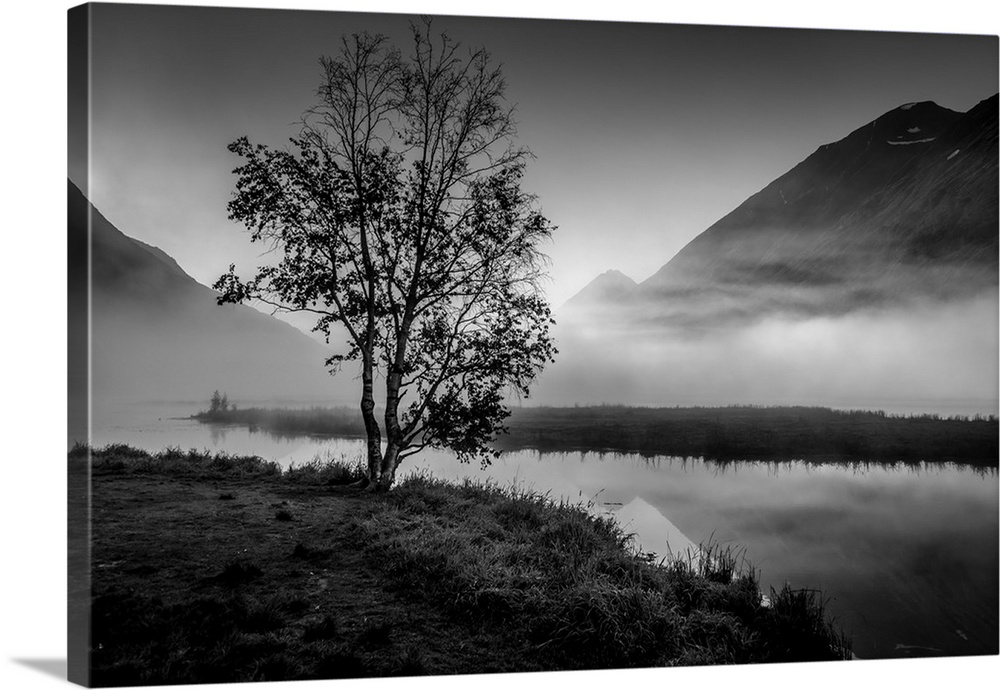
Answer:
[{"xmin": 72, "ymin": 443, "xmax": 851, "ymax": 685}]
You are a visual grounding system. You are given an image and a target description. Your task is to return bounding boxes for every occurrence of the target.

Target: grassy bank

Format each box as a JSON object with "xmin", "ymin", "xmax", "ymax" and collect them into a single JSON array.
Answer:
[
  {"xmin": 194, "ymin": 403, "xmax": 999, "ymax": 466},
  {"xmin": 357, "ymin": 474, "xmax": 850, "ymax": 668},
  {"xmin": 73, "ymin": 444, "xmax": 849, "ymax": 686}
]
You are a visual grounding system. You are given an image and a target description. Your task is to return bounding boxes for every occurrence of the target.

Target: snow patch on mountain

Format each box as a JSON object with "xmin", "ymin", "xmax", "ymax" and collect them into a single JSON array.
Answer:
[{"xmin": 887, "ymin": 137, "xmax": 936, "ymax": 145}]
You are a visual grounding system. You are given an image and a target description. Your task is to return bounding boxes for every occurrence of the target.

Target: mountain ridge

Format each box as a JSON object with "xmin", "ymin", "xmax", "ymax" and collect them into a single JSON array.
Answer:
[
  {"xmin": 565, "ymin": 94, "xmax": 998, "ymax": 328},
  {"xmin": 69, "ymin": 180, "xmax": 352, "ymax": 405}
]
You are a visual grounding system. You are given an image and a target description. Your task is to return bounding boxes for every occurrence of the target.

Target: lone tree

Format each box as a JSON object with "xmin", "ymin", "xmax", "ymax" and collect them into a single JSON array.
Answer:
[
  {"xmin": 215, "ymin": 21, "xmax": 556, "ymax": 491},
  {"xmin": 208, "ymin": 390, "xmax": 229, "ymax": 415}
]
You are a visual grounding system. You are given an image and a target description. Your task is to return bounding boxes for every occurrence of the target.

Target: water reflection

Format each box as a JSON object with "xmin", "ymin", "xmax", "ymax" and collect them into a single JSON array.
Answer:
[
  {"xmin": 208, "ymin": 424, "xmax": 228, "ymax": 446},
  {"xmin": 88, "ymin": 401, "xmax": 998, "ymax": 660}
]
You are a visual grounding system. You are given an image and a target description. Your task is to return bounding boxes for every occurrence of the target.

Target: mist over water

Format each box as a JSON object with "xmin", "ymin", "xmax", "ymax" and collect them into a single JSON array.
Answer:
[{"xmin": 537, "ymin": 291, "xmax": 998, "ymax": 416}]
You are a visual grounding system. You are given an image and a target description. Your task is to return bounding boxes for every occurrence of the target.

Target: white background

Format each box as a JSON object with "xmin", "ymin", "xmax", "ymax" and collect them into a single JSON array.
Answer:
[{"xmin": 2, "ymin": 1, "xmax": 997, "ymax": 689}]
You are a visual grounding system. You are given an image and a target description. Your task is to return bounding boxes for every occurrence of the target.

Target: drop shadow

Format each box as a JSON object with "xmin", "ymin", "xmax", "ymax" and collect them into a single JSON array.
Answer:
[{"xmin": 11, "ymin": 658, "xmax": 66, "ymax": 680}]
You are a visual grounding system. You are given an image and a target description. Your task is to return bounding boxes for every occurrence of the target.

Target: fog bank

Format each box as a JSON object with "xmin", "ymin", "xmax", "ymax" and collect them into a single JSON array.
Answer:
[{"xmin": 535, "ymin": 291, "xmax": 998, "ymax": 416}]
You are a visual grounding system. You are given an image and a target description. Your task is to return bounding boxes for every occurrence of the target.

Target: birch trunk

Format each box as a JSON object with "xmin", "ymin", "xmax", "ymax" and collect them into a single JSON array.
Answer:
[{"xmin": 360, "ymin": 354, "xmax": 382, "ymax": 487}]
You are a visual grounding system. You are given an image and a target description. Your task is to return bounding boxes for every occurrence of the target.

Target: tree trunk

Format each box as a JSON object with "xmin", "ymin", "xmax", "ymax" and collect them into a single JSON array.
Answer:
[
  {"xmin": 379, "ymin": 260, "xmax": 417, "ymax": 491},
  {"xmin": 377, "ymin": 365, "xmax": 405, "ymax": 491},
  {"xmin": 376, "ymin": 443, "xmax": 401, "ymax": 492},
  {"xmin": 360, "ymin": 353, "xmax": 382, "ymax": 487}
]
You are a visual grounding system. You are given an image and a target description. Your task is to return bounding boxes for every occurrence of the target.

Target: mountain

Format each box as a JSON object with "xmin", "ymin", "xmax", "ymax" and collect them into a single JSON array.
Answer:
[
  {"xmin": 68, "ymin": 180, "xmax": 353, "ymax": 406},
  {"xmin": 537, "ymin": 97, "xmax": 998, "ymax": 410},
  {"xmin": 567, "ymin": 95, "xmax": 998, "ymax": 330},
  {"xmin": 563, "ymin": 269, "xmax": 638, "ymax": 310}
]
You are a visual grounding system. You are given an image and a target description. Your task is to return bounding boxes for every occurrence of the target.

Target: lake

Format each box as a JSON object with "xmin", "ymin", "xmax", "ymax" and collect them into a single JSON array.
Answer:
[{"xmin": 85, "ymin": 400, "xmax": 999, "ymax": 660}]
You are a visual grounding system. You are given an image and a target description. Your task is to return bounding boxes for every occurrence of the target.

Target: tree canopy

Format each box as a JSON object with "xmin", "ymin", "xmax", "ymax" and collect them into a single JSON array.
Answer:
[{"xmin": 215, "ymin": 20, "xmax": 556, "ymax": 490}]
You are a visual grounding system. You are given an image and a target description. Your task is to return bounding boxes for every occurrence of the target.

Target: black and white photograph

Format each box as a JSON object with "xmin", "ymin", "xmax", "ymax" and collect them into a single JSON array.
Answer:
[{"xmin": 6, "ymin": 1, "xmax": 1000, "ymax": 689}]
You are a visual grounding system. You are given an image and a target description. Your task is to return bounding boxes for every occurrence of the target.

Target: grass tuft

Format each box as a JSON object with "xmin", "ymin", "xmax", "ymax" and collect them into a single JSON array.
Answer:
[
  {"xmin": 214, "ymin": 560, "xmax": 263, "ymax": 587},
  {"xmin": 284, "ymin": 452, "xmax": 367, "ymax": 485},
  {"xmin": 301, "ymin": 615, "xmax": 339, "ymax": 642},
  {"xmin": 754, "ymin": 584, "xmax": 853, "ymax": 662}
]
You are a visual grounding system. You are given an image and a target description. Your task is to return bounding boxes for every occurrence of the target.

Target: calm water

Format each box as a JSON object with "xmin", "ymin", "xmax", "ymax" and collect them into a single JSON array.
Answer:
[{"xmin": 86, "ymin": 401, "xmax": 999, "ymax": 660}]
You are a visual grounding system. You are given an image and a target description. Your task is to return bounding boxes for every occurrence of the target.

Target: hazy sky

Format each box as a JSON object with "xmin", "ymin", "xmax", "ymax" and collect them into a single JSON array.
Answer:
[{"xmin": 76, "ymin": 1, "xmax": 998, "ymax": 309}]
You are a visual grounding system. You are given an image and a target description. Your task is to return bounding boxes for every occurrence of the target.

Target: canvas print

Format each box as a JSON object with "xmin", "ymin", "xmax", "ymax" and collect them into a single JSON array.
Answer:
[{"xmin": 68, "ymin": 2, "xmax": 998, "ymax": 686}]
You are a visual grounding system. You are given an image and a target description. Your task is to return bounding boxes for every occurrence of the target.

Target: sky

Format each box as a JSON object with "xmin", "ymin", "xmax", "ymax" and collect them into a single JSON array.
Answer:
[{"xmin": 74, "ymin": 1, "xmax": 998, "ymax": 309}]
